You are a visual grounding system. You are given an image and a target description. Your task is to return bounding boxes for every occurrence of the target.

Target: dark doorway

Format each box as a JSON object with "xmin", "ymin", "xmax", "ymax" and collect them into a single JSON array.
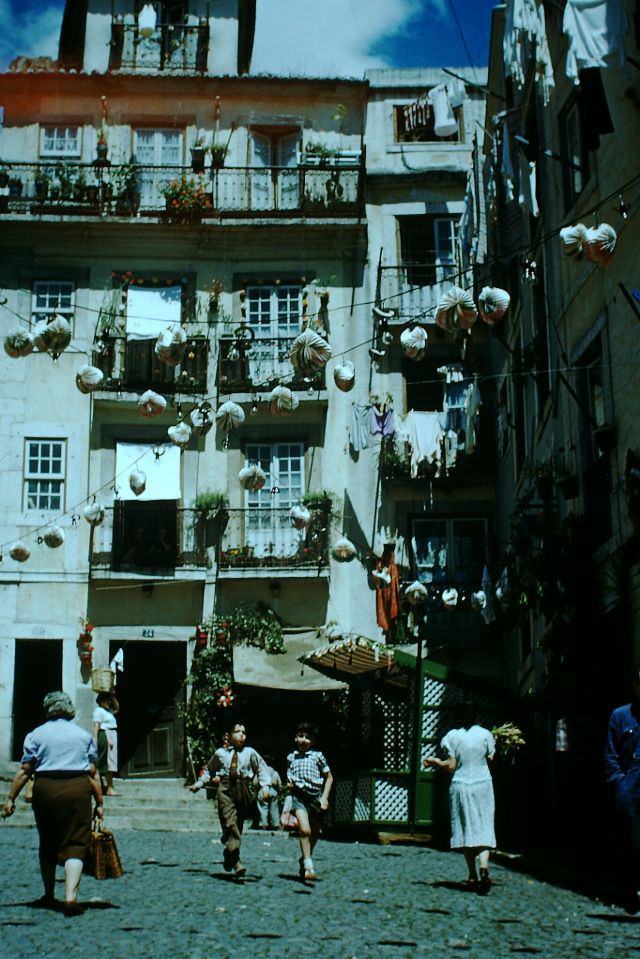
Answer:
[
  {"xmin": 12, "ymin": 639, "xmax": 63, "ymax": 760},
  {"xmin": 111, "ymin": 641, "xmax": 186, "ymax": 777}
]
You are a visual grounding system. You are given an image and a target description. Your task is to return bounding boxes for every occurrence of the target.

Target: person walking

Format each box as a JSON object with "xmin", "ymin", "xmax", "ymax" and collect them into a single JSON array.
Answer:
[
  {"xmin": 604, "ymin": 665, "xmax": 640, "ymax": 913},
  {"xmin": 92, "ymin": 691, "xmax": 119, "ymax": 796},
  {"xmin": 424, "ymin": 703, "xmax": 496, "ymax": 894},
  {"xmin": 1, "ymin": 691, "xmax": 104, "ymax": 915},
  {"xmin": 189, "ymin": 721, "xmax": 270, "ymax": 877},
  {"xmin": 256, "ymin": 755, "xmax": 282, "ymax": 829},
  {"xmin": 280, "ymin": 722, "xmax": 333, "ymax": 881}
]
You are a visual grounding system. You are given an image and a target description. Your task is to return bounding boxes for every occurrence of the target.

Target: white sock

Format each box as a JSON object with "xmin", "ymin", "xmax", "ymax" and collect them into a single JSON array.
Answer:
[{"xmin": 303, "ymin": 857, "xmax": 313, "ymax": 869}]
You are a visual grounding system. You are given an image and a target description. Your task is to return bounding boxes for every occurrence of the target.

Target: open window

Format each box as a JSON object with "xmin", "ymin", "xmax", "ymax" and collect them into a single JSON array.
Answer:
[
  {"xmin": 249, "ymin": 129, "xmax": 300, "ymax": 210},
  {"xmin": 398, "ymin": 214, "xmax": 458, "ymax": 286},
  {"xmin": 410, "ymin": 517, "xmax": 488, "ymax": 585}
]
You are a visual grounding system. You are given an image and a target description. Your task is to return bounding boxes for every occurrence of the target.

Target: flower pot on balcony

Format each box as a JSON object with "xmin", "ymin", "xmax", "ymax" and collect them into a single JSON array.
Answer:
[
  {"xmin": 191, "ymin": 147, "xmax": 206, "ymax": 173},
  {"xmin": 211, "ymin": 148, "xmax": 227, "ymax": 170},
  {"xmin": 96, "ymin": 141, "xmax": 108, "ymax": 162},
  {"xmin": 86, "ymin": 184, "xmax": 99, "ymax": 205}
]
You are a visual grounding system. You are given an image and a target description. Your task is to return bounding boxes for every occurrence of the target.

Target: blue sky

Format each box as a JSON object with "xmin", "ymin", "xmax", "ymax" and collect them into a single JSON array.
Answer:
[{"xmin": 1, "ymin": 0, "xmax": 496, "ymax": 75}]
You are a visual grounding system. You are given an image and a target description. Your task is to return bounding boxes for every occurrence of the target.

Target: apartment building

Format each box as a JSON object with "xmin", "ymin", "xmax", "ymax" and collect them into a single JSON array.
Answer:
[{"xmin": 0, "ymin": 0, "xmax": 491, "ymax": 823}]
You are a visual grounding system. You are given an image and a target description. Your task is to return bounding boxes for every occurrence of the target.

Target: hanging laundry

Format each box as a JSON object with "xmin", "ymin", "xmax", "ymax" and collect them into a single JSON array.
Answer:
[
  {"xmin": 518, "ymin": 153, "xmax": 539, "ymax": 217},
  {"xmin": 501, "ymin": 119, "xmax": 515, "ymax": 203},
  {"xmin": 370, "ymin": 403, "xmax": 396, "ymax": 438},
  {"xmin": 428, "ymin": 84, "xmax": 458, "ymax": 137},
  {"xmin": 480, "ymin": 565, "xmax": 496, "ymax": 625},
  {"xmin": 404, "ymin": 410, "xmax": 447, "ymax": 478},
  {"xmin": 563, "ymin": 0, "xmax": 627, "ymax": 83},
  {"xmin": 464, "ymin": 377, "xmax": 483, "ymax": 454},
  {"xmin": 350, "ymin": 402, "xmax": 371, "ymax": 452},
  {"xmin": 503, "ymin": 0, "xmax": 555, "ymax": 104},
  {"xmin": 375, "ymin": 546, "xmax": 400, "ymax": 634}
]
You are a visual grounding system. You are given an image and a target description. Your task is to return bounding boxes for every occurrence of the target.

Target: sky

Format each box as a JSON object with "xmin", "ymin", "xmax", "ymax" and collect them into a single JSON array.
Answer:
[{"xmin": 0, "ymin": 0, "xmax": 496, "ymax": 75}]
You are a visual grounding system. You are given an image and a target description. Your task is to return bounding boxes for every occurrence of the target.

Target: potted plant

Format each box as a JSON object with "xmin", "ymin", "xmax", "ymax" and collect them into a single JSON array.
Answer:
[
  {"xmin": 195, "ymin": 490, "xmax": 229, "ymax": 520},
  {"xmin": 210, "ymin": 144, "xmax": 227, "ymax": 170},
  {"xmin": 190, "ymin": 139, "xmax": 207, "ymax": 173},
  {"xmin": 95, "ymin": 130, "xmax": 109, "ymax": 164},
  {"xmin": 162, "ymin": 175, "xmax": 212, "ymax": 221},
  {"xmin": 34, "ymin": 167, "xmax": 51, "ymax": 201}
]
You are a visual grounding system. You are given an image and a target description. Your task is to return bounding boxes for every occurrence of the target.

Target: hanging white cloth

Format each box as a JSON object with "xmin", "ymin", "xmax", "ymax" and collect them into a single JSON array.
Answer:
[
  {"xmin": 115, "ymin": 442, "xmax": 181, "ymax": 501},
  {"xmin": 428, "ymin": 84, "xmax": 458, "ymax": 137},
  {"xmin": 501, "ymin": 120, "xmax": 515, "ymax": 202},
  {"xmin": 518, "ymin": 154, "xmax": 539, "ymax": 217},
  {"xmin": 562, "ymin": 0, "xmax": 627, "ymax": 83},
  {"xmin": 503, "ymin": 0, "xmax": 555, "ymax": 104},
  {"xmin": 405, "ymin": 411, "xmax": 446, "ymax": 478}
]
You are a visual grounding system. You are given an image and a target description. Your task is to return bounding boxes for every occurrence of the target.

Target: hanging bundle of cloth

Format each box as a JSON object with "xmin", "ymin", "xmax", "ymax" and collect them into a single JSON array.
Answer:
[{"xmin": 374, "ymin": 544, "xmax": 400, "ymax": 634}]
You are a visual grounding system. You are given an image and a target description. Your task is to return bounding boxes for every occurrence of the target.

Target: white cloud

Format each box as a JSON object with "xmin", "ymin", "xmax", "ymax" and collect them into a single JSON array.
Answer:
[
  {"xmin": 0, "ymin": 2, "xmax": 64, "ymax": 70},
  {"xmin": 251, "ymin": 0, "xmax": 445, "ymax": 77}
]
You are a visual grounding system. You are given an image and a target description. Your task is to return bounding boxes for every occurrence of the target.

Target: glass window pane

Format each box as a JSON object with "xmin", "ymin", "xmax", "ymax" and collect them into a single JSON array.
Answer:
[
  {"xmin": 451, "ymin": 520, "xmax": 485, "ymax": 582},
  {"xmin": 412, "ymin": 520, "xmax": 448, "ymax": 582}
]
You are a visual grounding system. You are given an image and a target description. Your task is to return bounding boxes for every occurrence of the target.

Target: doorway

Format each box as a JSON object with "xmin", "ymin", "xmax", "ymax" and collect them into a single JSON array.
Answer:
[
  {"xmin": 12, "ymin": 639, "xmax": 63, "ymax": 760},
  {"xmin": 110, "ymin": 641, "xmax": 186, "ymax": 778}
]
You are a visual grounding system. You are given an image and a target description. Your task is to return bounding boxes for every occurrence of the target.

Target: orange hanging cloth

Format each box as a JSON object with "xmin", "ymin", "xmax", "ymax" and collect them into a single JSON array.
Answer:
[{"xmin": 375, "ymin": 547, "xmax": 400, "ymax": 634}]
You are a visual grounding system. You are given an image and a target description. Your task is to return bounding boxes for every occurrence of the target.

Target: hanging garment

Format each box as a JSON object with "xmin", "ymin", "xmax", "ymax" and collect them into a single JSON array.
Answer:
[
  {"xmin": 578, "ymin": 67, "xmax": 614, "ymax": 151},
  {"xmin": 428, "ymin": 84, "xmax": 458, "ymax": 137},
  {"xmin": 405, "ymin": 411, "xmax": 447, "ymax": 478},
  {"xmin": 464, "ymin": 378, "xmax": 483, "ymax": 454},
  {"xmin": 481, "ymin": 565, "xmax": 496, "ymax": 625},
  {"xmin": 375, "ymin": 548, "xmax": 400, "ymax": 633},
  {"xmin": 501, "ymin": 120, "xmax": 515, "ymax": 203},
  {"xmin": 370, "ymin": 405, "xmax": 396, "ymax": 438},
  {"xmin": 350, "ymin": 403, "xmax": 371, "ymax": 451},
  {"xmin": 503, "ymin": 0, "xmax": 555, "ymax": 103},
  {"xmin": 518, "ymin": 154, "xmax": 539, "ymax": 217},
  {"xmin": 563, "ymin": 0, "xmax": 627, "ymax": 83}
]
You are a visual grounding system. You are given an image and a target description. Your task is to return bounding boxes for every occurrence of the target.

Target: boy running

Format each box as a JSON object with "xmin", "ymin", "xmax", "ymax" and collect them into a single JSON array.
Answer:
[{"xmin": 281, "ymin": 722, "xmax": 333, "ymax": 881}]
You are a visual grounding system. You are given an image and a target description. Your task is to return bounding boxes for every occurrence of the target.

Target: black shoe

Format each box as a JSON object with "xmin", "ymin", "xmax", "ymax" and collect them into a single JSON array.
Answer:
[
  {"xmin": 30, "ymin": 895, "xmax": 58, "ymax": 910},
  {"xmin": 234, "ymin": 863, "xmax": 246, "ymax": 879},
  {"xmin": 477, "ymin": 869, "xmax": 491, "ymax": 896},
  {"xmin": 63, "ymin": 901, "xmax": 85, "ymax": 917},
  {"xmin": 223, "ymin": 849, "xmax": 234, "ymax": 872}
]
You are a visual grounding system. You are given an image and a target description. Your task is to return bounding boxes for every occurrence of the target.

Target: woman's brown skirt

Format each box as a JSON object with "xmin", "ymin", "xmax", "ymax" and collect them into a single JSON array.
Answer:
[{"xmin": 32, "ymin": 775, "xmax": 92, "ymax": 864}]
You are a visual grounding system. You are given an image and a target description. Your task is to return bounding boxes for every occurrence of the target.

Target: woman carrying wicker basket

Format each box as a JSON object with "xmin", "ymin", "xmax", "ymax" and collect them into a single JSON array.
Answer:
[{"xmin": 2, "ymin": 691, "xmax": 103, "ymax": 915}]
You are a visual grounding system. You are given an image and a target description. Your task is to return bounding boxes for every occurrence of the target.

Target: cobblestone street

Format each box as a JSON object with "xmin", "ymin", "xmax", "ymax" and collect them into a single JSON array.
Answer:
[{"xmin": 1, "ymin": 826, "xmax": 639, "ymax": 958}]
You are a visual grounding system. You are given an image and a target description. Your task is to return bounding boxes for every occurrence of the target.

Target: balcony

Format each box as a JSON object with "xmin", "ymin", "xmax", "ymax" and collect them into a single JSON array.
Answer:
[
  {"xmin": 377, "ymin": 262, "xmax": 459, "ymax": 322},
  {"xmin": 89, "ymin": 505, "xmax": 208, "ymax": 575},
  {"xmin": 218, "ymin": 336, "xmax": 324, "ymax": 393},
  {"xmin": 217, "ymin": 505, "xmax": 330, "ymax": 576},
  {"xmin": 0, "ymin": 162, "xmax": 364, "ymax": 221},
  {"xmin": 92, "ymin": 335, "xmax": 208, "ymax": 395},
  {"xmin": 109, "ymin": 20, "xmax": 209, "ymax": 73}
]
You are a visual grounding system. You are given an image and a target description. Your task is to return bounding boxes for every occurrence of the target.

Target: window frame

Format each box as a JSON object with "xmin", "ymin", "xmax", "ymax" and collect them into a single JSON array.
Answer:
[
  {"xmin": 31, "ymin": 281, "xmax": 76, "ymax": 331},
  {"xmin": 397, "ymin": 214, "xmax": 459, "ymax": 285},
  {"xmin": 39, "ymin": 125, "xmax": 81, "ymax": 158},
  {"xmin": 23, "ymin": 438, "xmax": 67, "ymax": 512},
  {"xmin": 559, "ymin": 95, "xmax": 589, "ymax": 210},
  {"xmin": 393, "ymin": 102, "xmax": 463, "ymax": 144}
]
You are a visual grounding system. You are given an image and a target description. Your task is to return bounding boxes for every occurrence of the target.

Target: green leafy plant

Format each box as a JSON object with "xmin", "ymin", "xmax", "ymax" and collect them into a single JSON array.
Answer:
[
  {"xmin": 208, "ymin": 603, "xmax": 286, "ymax": 655},
  {"xmin": 194, "ymin": 491, "xmax": 228, "ymax": 518}
]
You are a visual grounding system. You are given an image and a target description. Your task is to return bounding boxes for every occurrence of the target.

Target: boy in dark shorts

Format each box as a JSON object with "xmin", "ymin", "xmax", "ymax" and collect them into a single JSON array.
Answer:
[{"xmin": 281, "ymin": 722, "xmax": 333, "ymax": 881}]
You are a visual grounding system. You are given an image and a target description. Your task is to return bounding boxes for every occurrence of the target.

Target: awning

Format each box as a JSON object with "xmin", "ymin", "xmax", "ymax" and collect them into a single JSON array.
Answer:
[
  {"xmin": 300, "ymin": 635, "xmax": 410, "ymax": 686},
  {"xmin": 115, "ymin": 442, "xmax": 181, "ymax": 501},
  {"xmin": 233, "ymin": 629, "xmax": 346, "ymax": 691}
]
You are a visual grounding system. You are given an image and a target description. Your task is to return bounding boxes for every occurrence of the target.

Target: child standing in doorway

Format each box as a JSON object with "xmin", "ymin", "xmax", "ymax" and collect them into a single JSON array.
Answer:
[{"xmin": 281, "ymin": 722, "xmax": 333, "ymax": 881}]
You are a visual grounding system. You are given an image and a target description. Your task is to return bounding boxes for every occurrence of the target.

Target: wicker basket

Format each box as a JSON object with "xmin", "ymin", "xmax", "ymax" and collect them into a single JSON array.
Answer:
[{"xmin": 91, "ymin": 668, "xmax": 115, "ymax": 693}]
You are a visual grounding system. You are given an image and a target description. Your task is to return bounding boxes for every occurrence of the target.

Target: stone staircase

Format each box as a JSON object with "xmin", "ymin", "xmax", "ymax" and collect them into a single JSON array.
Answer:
[{"xmin": 1, "ymin": 777, "xmax": 219, "ymax": 832}]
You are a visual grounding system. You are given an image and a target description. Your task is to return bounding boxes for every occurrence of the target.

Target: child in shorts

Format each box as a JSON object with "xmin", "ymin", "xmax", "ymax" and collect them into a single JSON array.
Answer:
[{"xmin": 281, "ymin": 722, "xmax": 333, "ymax": 881}]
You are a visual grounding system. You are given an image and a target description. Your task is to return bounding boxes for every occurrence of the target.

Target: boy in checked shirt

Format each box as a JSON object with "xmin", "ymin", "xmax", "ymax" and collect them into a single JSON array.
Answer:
[{"xmin": 281, "ymin": 722, "xmax": 333, "ymax": 881}]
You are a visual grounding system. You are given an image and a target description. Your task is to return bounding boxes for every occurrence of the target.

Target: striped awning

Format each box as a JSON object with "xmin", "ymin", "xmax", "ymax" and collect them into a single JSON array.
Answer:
[{"xmin": 300, "ymin": 635, "xmax": 409, "ymax": 684}]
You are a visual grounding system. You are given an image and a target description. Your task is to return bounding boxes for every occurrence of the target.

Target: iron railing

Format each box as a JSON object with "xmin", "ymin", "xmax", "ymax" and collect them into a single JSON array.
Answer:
[
  {"xmin": 217, "ymin": 504, "xmax": 330, "ymax": 571},
  {"xmin": 109, "ymin": 20, "xmax": 209, "ymax": 73},
  {"xmin": 218, "ymin": 336, "xmax": 325, "ymax": 392},
  {"xmin": 90, "ymin": 506, "xmax": 209, "ymax": 573},
  {"xmin": 92, "ymin": 336, "xmax": 208, "ymax": 395},
  {"xmin": 0, "ymin": 162, "xmax": 364, "ymax": 219},
  {"xmin": 377, "ymin": 261, "xmax": 461, "ymax": 321}
]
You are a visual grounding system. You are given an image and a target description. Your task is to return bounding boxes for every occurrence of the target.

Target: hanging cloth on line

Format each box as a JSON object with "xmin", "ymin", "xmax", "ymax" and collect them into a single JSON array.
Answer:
[
  {"xmin": 375, "ymin": 547, "xmax": 400, "ymax": 633},
  {"xmin": 370, "ymin": 404, "xmax": 396, "ymax": 438},
  {"xmin": 350, "ymin": 403, "xmax": 371, "ymax": 452},
  {"xmin": 562, "ymin": 0, "xmax": 627, "ymax": 83}
]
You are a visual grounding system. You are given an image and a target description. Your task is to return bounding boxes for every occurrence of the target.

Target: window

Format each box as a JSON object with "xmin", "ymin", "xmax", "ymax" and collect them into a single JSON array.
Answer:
[
  {"xmin": 560, "ymin": 98, "xmax": 589, "ymax": 210},
  {"xmin": 124, "ymin": 280, "xmax": 184, "ymax": 387},
  {"xmin": 134, "ymin": 129, "xmax": 182, "ymax": 205},
  {"xmin": 113, "ymin": 501, "xmax": 178, "ymax": 572},
  {"xmin": 576, "ymin": 336, "xmax": 612, "ymax": 546},
  {"xmin": 245, "ymin": 284, "xmax": 302, "ymax": 384},
  {"xmin": 249, "ymin": 130, "xmax": 300, "ymax": 209},
  {"xmin": 394, "ymin": 103, "xmax": 462, "ymax": 143},
  {"xmin": 24, "ymin": 439, "xmax": 66, "ymax": 510},
  {"xmin": 398, "ymin": 215, "xmax": 458, "ymax": 285},
  {"xmin": 40, "ymin": 126, "xmax": 80, "ymax": 157},
  {"xmin": 32, "ymin": 281, "xmax": 75, "ymax": 329},
  {"xmin": 410, "ymin": 517, "xmax": 487, "ymax": 584},
  {"xmin": 244, "ymin": 442, "xmax": 304, "ymax": 556}
]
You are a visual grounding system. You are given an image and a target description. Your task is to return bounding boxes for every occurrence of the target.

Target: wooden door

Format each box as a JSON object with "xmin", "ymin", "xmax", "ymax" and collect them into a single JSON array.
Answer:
[{"xmin": 111, "ymin": 641, "xmax": 186, "ymax": 777}]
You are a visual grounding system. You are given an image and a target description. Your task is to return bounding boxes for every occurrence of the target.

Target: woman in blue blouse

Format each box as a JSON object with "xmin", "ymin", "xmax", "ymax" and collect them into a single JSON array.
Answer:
[{"xmin": 2, "ymin": 691, "xmax": 103, "ymax": 915}]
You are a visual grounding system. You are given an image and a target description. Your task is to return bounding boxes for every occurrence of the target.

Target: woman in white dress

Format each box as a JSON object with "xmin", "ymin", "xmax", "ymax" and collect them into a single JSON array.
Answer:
[
  {"xmin": 424, "ymin": 704, "xmax": 496, "ymax": 894},
  {"xmin": 92, "ymin": 692, "xmax": 119, "ymax": 796}
]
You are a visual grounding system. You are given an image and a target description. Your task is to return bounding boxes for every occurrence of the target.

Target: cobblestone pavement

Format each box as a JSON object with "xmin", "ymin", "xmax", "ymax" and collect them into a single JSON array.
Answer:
[{"xmin": 1, "ymin": 826, "xmax": 639, "ymax": 959}]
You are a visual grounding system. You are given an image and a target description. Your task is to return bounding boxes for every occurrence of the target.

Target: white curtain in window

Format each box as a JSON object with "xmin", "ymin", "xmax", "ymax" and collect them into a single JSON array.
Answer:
[
  {"xmin": 125, "ymin": 285, "xmax": 182, "ymax": 339},
  {"xmin": 244, "ymin": 442, "xmax": 304, "ymax": 555},
  {"xmin": 115, "ymin": 442, "xmax": 181, "ymax": 500}
]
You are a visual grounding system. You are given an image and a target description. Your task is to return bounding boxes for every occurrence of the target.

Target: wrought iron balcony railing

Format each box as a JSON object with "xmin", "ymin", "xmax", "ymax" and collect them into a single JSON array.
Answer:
[
  {"xmin": 109, "ymin": 20, "xmax": 209, "ymax": 73},
  {"xmin": 217, "ymin": 504, "xmax": 330, "ymax": 572},
  {"xmin": 377, "ymin": 261, "xmax": 461, "ymax": 322},
  {"xmin": 90, "ymin": 506, "xmax": 209, "ymax": 573},
  {"xmin": 92, "ymin": 335, "xmax": 208, "ymax": 395},
  {"xmin": 0, "ymin": 162, "xmax": 364, "ymax": 220},
  {"xmin": 218, "ymin": 336, "xmax": 325, "ymax": 392}
]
